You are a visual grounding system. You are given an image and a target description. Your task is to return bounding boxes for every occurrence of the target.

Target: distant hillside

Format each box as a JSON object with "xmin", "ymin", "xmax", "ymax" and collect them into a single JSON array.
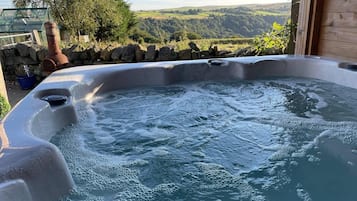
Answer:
[
  {"xmin": 135, "ymin": 3, "xmax": 290, "ymax": 41},
  {"xmin": 156, "ymin": 3, "xmax": 290, "ymax": 14}
]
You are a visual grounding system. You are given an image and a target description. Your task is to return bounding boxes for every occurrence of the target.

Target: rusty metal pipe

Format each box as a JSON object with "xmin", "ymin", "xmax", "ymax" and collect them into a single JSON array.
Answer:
[{"xmin": 42, "ymin": 22, "xmax": 69, "ymax": 73}]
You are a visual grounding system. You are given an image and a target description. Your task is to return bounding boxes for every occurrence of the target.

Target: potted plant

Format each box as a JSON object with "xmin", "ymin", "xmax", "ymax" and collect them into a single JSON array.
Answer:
[{"xmin": 15, "ymin": 64, "xmax": 37, "ymax": 90}]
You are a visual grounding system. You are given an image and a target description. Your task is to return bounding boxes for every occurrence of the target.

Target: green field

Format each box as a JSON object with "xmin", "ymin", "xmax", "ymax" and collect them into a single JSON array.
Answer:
[
  {"xmin": 136, "ymin": 10, "xmax": 286, "ymax": 19},
  {"xmin": 136, "ymin": 11, "xmax": 224, "ymax": 19}
]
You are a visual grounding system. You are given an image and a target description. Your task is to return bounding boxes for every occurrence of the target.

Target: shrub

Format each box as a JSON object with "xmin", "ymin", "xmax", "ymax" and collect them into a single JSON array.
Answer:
[
  {"xmin": 186, "ymin": 32, "xmax": 202, "ymax": 40},
  {"xmin": 253, "ymin": 21, "xmax": 290, "ymax": 55},
  {"xmin": 0, "ymin": 95, "xmax": 10, "ymax": 119}
]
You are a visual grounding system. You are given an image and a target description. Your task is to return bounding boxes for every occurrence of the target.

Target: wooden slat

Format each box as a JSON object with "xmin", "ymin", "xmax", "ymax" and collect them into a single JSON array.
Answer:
[
  {"xmin": 318, "ymin": 39, "xmax": 357, "ymax": 60},
  {"xmin": 288, "ymin": 0, "xmax": 300, "ymax": 54},
  {"xmin": 317, "ymin": 0, "xmax": 357, "ymax": 61},
  {"xmin": 308, "ymin": 0, "xmax": 324, "ymax": 55},
  {"xmin": 295, "ymin": 0, "xmax": 312, "ymax": 55},
  {"xmin": 321, "ymin": 12, "xmax": 357, "ymax": 28},
  {"xmin": 295, "ymin": 0, "xmax": 324, "ymax": 55},
  {"xmin": 320, "ymin": 26, "xmax": 357, "ymax": 43},
  {"xmin": 323, "ymin": 0, "xmax": 357, "ymax": 13},
  {"xmin": 0, "ymin": 63, "xmax": 8, "ymax": 102},
  {"xmin": 319, "ymin": 52, "xmax": 357, "ymax": 62}
]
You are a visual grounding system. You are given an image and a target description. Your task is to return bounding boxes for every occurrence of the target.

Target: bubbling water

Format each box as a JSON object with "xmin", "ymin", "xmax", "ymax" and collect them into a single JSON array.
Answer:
[{"xmin": 52, "ymin": 78, "xmax": 357, "ymax": 201}]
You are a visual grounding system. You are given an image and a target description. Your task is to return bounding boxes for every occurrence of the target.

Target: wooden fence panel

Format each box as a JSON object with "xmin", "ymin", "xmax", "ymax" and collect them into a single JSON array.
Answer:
[{"xmin": 317, "ymin": 0, "xmax": 357, "ymax": 61}]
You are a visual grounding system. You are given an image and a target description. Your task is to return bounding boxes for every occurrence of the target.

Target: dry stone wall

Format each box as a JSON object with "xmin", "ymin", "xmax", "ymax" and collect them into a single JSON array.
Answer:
[{"xmin": 0, "ymin": 42, "xmax": 240, "ymax": 81}]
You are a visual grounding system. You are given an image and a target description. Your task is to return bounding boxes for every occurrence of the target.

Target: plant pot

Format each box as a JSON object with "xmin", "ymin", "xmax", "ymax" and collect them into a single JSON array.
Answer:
[{"xmin": 16, "ymin": 75, "xmax": 37, "ymax": 90}]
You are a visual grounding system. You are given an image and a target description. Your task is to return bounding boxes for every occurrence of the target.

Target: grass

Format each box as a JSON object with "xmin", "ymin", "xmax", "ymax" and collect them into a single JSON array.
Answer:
[
  {"xmin": 254, "ymin": 10, "xmax": 287, "ymax": 16},
  {"xmin": 137, "ymin": 10, "xmax": 287, "ymax": 20},
  {"xmin": 166, "ymin": 38, "xmax": 253, "ymax": 52},
  {"xmin": 136, "ymin": 11, "xmax": 224, "ymax": 19}
]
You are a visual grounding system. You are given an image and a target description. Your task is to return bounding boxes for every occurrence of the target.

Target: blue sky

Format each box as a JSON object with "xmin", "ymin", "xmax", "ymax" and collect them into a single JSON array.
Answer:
[{"xmin": 1, "ymin": 0, "xmax": 291, "ymax": 10}]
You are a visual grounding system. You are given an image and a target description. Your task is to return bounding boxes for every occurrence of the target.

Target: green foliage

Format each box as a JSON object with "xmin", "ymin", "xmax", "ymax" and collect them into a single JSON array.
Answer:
[
  {"xmin": 170, "ymin": 31, "xmax": 188, "ymax": 42},
  {"xmin": 0, "ymin": 96, "xmax": 10, "ymax": 119},
  {"xmin": 51, "ymin": 0, "xmax": 96, "ymax": 35},
  {"xmin": 253, "ymin": 22, "xmax": 290, "ymax": 55},
  {"xmin": 39, "ymin": 0, "xmax": 136, "ymax": 41},
  {"xmin": 93, "ymin": 0, "xmax": 137, "ymax": 41},
  {"xmin": 186, "ymin": 32, "xmax": 202, "ymax": 40},
  {"xmin": 13, "ymin": 0, "xmax": 29, "ymax": 7},
  {"xmin": 169, "ymin": 31, "xmax": 202, "ymax": 42},
  {"xmin": 12, "ymin": 0, "xmax": 44, "ymax": 7},
  {"xmin": 129, "ymin": 28, "xmax": 161, "ymax": 43},
  {"xmin": 161, "ymin": 9, "xmax": 202, "ymax": 15}
]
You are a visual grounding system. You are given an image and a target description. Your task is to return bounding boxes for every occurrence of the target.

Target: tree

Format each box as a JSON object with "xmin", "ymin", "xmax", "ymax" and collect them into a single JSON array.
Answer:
[
  {"xmin": 93, "ymin": 0, "xmax": 137, "ymax": 41},
  {"xmin": 129, "ymin": 28, "xmax": 161, "ymax": 43},
  {"xmin": 186, "ymin": 32, "xmax": 202, "ymax": 40},
  {"xmin": 170, "ymin": 31, "xmax": 188, "ymax": 42},
  {"xmin": 13, "ymin": 0, "xmax": 29, "ymax": 7},
  {"xmin": 48, "ymin": 0, "xmax": 97, "ymax": 37},
  {"xmin": 46, "ymin": 0, "xmax": 136, "ymax": 41},
  {"xmin": 13, "ymin": 0, "xmax": 137, "ymax": 42},
  {"xmin": 12, "ymin": 0, "xmax": 46, "ymax": 7}
]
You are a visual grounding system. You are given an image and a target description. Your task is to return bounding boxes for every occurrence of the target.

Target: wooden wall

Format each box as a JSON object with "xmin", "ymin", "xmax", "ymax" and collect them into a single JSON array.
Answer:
[
  {"xmin": 318, "ymin": 0, "xmax": 357, "ymax": 61},
  {"xmin": 295, "ymin": 0, "xmax": 357, "ymax": 62}
]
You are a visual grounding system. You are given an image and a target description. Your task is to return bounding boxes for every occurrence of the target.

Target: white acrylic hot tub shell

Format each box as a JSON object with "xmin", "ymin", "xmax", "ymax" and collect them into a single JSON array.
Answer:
[{"xmin": 1, "ymin": 55, "xmax": 357, "ymax": 201}]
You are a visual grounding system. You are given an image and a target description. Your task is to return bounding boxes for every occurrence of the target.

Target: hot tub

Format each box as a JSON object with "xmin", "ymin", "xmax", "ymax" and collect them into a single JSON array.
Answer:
[{"xmin": 1, "ymin": 55, "xmax": 357, "ymax": 201}]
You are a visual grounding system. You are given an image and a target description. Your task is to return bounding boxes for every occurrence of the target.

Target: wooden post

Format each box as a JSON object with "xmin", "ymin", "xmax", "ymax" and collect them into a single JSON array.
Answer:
[
  {"xmin": 307, "ymin": 0, "xmax": 324, "ymax": 55},
  {"xmin": 32, "ymin": 30, "xmax": 42, "ymax": 46},
  {"xmin": 295, "ymin": 0, "xmax": 324, "ymax": 55},
  {"xmin": 287, "ymin": 0, "xmax": 300, "ymax": 54},
  {"xmin": 295, "ymin": 0, "xmax": 312, "ymax": 55},
  {"xmin": 0, "ymin": 62, "xmax": 9, "ymax": 103}
]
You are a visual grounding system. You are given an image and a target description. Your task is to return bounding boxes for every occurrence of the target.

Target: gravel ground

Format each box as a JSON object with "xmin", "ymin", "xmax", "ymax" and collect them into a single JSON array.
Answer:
[{"xmin": 6, "ymin": 81, "xmax": 31, "ymax": 107}]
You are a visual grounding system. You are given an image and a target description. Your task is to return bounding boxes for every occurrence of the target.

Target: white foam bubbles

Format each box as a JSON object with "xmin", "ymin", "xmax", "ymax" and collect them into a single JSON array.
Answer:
[
  {"xmin": 54, "ymin": 78, "xmax": 357, "ymax": 200},
  {"xmin": 54, "ymin": 124, "xmax": 154, "ymax": 201},
  {"xmin": 194, "ymin": 162, "xmax": 264, "ymax": 200},
  {"xmin": 296, "ymin": 184, "xmax": 312, "ymax": 201}
]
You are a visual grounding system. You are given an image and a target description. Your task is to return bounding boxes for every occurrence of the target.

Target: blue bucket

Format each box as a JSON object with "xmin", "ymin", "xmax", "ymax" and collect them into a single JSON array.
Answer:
[{"xmin": 17, "ymin": 75, "xmax": 37, "ymax": 90}]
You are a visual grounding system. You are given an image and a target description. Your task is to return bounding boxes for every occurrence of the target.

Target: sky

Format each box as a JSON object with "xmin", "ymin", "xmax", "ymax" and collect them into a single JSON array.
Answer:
[
  {"xmin": 0, "ymin": 0, "xmax": 12, "ymax": 8},
  {"xmin": 0, "ymin": 0, "xmax": 291, "ymax": 10},
  {"xmin": 127, "ymin": 0, "xmax": 291, "ymax": 11}
]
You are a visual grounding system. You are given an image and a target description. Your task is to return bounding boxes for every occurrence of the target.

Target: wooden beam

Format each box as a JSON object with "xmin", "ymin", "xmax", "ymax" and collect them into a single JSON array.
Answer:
[
  {"xmin": 295, "ymin": 0, "xmax": 324, "ymax": 55},
  {"xmin": 295, "ymin": 0, "xmax": 311, "ymax": 55},
  {"xmin": 308, "ymin": 0, "xmax": 324, "ymax": 55},
  {"xmin": 32, "ymin": 30, "xmax": 42, "ymax": 46},
  {"xmin": 0, "ymin": 63, "xmax": 8, "ymax": 103},
  {"xmin": 287, "ymin": 0, "xmax": 300, "ymax": 54}
]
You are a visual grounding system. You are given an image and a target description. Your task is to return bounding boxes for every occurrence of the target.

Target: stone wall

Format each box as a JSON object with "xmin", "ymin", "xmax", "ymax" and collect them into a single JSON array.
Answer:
[
  {"xmin": 0, "ymin": 42, "xmax": 241, "ymax": 81},
  {"xmin": 0, "ymin": 43, "xmax": 47, "ymax": 81}
]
